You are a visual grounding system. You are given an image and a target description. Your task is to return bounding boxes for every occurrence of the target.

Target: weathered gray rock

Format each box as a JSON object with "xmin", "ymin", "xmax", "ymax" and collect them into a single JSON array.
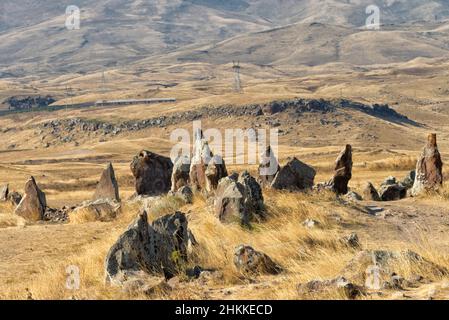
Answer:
[
  {"xmin": 14, "ymin": 177, "xmax": 46, "ymax": 221},
  {"xmin": 0, "ymin": 184, "xmax": 8, "ymax": 201},
  {"xmin": 93, "ymin": 163, "xmax": 120, "ymax": 202},
  {"xmin": 130, "ymin": 150, "xmax": 173, "ymax": 196},
  {"xmin": 379, "ymin": 177, "xmax": 406, "ymax": 201},
  {"xmin": 411, "ymin": 133, "xmax": 444, "ymax": 196},
  {"xmin": 303, "ymin": 219, "xmax": 320, "ymax": 229},
  {"xmin": 105, "ymin": 211, "xmax": 191, "ymax": 286},
  {"xmin": 234, "ymin": 245, "xmax": 282, "ymax": 275},
  {"xmin": 214, "ymin": 174, "xmax": 250, "ymax": 226},
  {"xmin": 171, "ymin": 155, "xmax": 191, "ymax": 192},
  {"xmin": 238, "ymin": 171, "xmax": 265, "ymax": 219},
  {"xmin": 258, "ymin": 145, "xmax": 280, "ymax": 187},
  {"xmin": 271, "ymin": 157, "xmax": 316, "ymax": 191},
  {"xmin": 363, "ymin": 182, "xmax": 381, "ymax": 201}
]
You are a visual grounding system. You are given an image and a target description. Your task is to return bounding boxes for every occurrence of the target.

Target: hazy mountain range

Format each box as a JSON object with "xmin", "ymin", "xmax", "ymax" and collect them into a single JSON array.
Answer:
[{"xmin": 2, "ymin": 0, "xmax": 449, "ymax": 77}]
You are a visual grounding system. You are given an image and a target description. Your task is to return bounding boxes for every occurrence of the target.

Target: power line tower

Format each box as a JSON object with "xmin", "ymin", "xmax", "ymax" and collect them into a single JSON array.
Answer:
[{"xmin": 232, "ymin": 61, "xmax": 242, "ymax": 93}]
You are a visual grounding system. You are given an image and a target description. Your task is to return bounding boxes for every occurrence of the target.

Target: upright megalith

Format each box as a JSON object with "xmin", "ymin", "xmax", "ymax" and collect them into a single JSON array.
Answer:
[
  {"xmin": 104, "ymin": 211, "xmax": 191, "ymax": 286},
  {"xmin": 130, "ymin": 150, "xmax": 173, "ymax": 196},
  {"xmin": 411, "ymin": 133, "xmax": 443, "ymax": 196},
  {"xmin": 14, "ymin": 177, "xmax": 46, "ymax": 221},
  {"xmin": 238, "ymin": 171, "xmax": 265, "ymax": 218},
  {"xmin": 189, "ymin": 129, "xmax": 227, "ymax": 193},
  {"xmin": 93, "ymin": 163, "xmax": 120, "ymax": 202},
  {"xmin": 258, "ymin": 146, "xmax": 280, "ymax": 187},
  {"xmin": 330, "ymin": 145, "xmax": 353, "ymax": 195}
]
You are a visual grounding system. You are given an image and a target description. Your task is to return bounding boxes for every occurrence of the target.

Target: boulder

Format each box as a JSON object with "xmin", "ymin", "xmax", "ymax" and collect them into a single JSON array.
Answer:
[
  {"xmin": 70, "ymin": 199, "xmax": 120, "ymax": 223},
  {"xmin": 238, "ymin": 171, "xmax": 265, "ymax": 218},
  {"xmin": 363, "ymin": 182, "xmax": 381, "ymax": 201},
  {"xmin": 344, "ymin": 191, "xmax": 363, "ymax": 202},
  {"xmin": 214, "ymin": 174, "xmax": 250, "ymax": 226},
  {"xmin": 0, "ymin": 184, "xmax": 8, "ymax": 201},
  {"xmin": 205, "ymin": 155, "xmax": 228, "ymax": 193},
  {"xmin": 330, "ymin": 145, "xmax": 353, "ymax": 195},
  {"xmin": 234, "ymin": 245, "xmax": 282, "ymax": 275},
  {"xmin": 171, "ymin": 155, "xmax": 191, "ymax": 192},
  {"xmin": 379, "ymin": 177, "xmax": 406, "ymax": 201},
  {"xmin": 92, "ymin": 163, "xmax": 120, "ymax": 202},
  {"xmin": 105, "ymin": 211, "xmax": 190, "ymax": 286},
  {"xmin": 130, "ymin": 150, "xmax": 173, "ymax": 196},
  {"xmin": 14, "ymin": 177, "xmax": 46, "ymax": 221},
  {"xmin": 271, "ymin": 157, "xmax": 316, "ymax": 191},
  {"xmin": 411, "ymin": 133, "xmax": 443, "ymax": 196},
  {"xmin": 258, "ymin": 145, "xmax": 280, "ymax": 187}
]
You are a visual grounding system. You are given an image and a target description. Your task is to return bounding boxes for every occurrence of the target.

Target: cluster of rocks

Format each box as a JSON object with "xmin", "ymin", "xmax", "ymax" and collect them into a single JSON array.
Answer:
[
  {"xmin": 4, "ymin": 95, "xmax": 55, "ymax": 111},
  {"xmin": 35, "ymin": 98, "xmax": 412, "ymax": 146},
  {"xmin": 363, "ymin": 133, "xmax": 443, "ymax": 202},
  {"xmin": 298, "ymin": 249, "xmax": 448, "ymax": 299}
]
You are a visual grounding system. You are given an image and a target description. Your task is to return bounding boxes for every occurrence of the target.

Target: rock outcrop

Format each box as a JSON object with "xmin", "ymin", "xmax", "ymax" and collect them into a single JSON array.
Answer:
[
  {"xmin": 14, "ymin": 177, "xmax": 46, "ymax": 221},
  {"xmin": 234, "ymin": 245, "xmax": 282, "ymax": 275},
  {"xmin": 171, "ymin": 155, "xmax": 191, "ymax": 192},
  {"xmin": 130, "ymin": 150, "xmax": 173, "ymax": 196},
  {"xmin": 411, "ymin": 133, "xmax": 443, "ymax": 196},
  {"xmin": 271, "ymin": 157, "xmax": 316, "ymax": 191},
  {"xmin": 93, "ymin": 163, "xmax": 120, "ymax": 202},
  {"xmin": 105, "ymin": 211, "xmax": 191, "ymax": 286},
  {"xmin": 258, "ymin": 146, "xmax": 280, "ymax": 187},
  {"xmin": 363, "ymin": 182, "xmax": 381, "ymax": 201}
]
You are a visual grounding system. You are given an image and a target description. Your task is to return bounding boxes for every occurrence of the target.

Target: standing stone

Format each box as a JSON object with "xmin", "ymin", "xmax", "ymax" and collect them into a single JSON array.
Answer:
[
  {"xmin": 189, "ymin": 130, "xmax": 213, "ymax": 191},
  {"xmin": 205, "ymin": 155, "xmax": 228, "ymax": 193},
  {"xmin": 258, "ymin": 146, "xmax": 280, "ymax": 187},
  {"xmin": 14, "ymin": 177, "xmax": 46, "ymax": 221},
  {"xmin": 330, "ymin": 145, "xmax": 353, "ymax": 195},
  {"xmin": 214, "ymin": 174, "xmax": 250, "ymax": 226},
  {"xmin": 93, "ymin": 163, "xmax": 120, "ymax": 202},
  {"xmin": 411, "ymin": 134, "xmax": 443, "ymax": 196},
  {"xmin": 363, "ymin": 182, "xmax": 381, "ymax": 201},
  {"xmin": 271, "ymin": 157, "xmax": 316, "ymax": 191},
  {"xmin": 130, "ymin": 150, "xmax": 173, "ymax": 196},
  {"xmin": 238, "ymin": 171, "xmax": 265, "ymax": 218},
  {"xmin": 105, "ymin": 211, "xmax": 191, "ymax": 286},
  {"xmin": 0, "ymin": 184, "xmax": 8, "ymax": 201},
  {"xmin": 171, "ymin": 155, "xmax": 191, "ymax": 192}
]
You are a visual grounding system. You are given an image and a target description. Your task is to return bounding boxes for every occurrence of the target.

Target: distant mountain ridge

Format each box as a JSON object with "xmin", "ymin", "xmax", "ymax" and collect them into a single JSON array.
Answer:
[{"xmin": 1, "ymin": 0, "xmax": 449, "ymax": 77}]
